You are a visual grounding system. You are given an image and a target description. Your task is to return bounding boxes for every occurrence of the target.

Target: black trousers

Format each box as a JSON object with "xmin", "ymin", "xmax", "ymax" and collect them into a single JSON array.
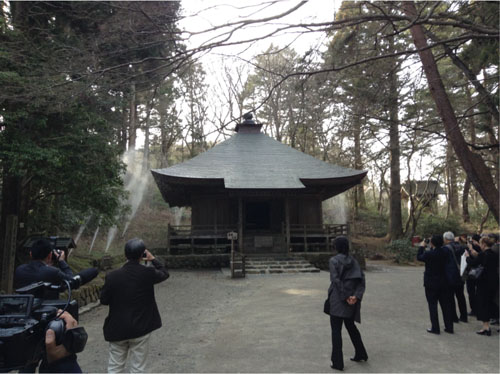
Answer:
[
  {"xmin": 330, "ymin": 315, "xmax": 367, "ymax": 369},
  {"xmin": 425, "ymin": 286, "xmax": 454, "ymax": 332},
  {"xmin": 466, "ymin": 277, "xmax": 477, "ymax": 314},
  {"xmin": 450, "ymin": 282, "xmax": 468, "ymax": 321}
]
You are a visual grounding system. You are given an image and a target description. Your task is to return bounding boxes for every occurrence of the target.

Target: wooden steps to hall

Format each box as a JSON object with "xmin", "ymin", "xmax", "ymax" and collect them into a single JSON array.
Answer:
[{"xmin": 244, "ymin": 256, "xmax": 320, "ymax": 275}]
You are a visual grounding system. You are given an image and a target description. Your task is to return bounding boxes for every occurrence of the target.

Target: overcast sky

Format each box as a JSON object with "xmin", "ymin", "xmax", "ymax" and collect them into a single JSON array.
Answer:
[{"xmin": 178, "ymin": 0, "xmax": 339, "ymax": 61}]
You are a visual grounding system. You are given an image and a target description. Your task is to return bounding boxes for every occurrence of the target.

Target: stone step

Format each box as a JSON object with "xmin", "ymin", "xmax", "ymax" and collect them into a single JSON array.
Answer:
[
  {"xmin": 245, "ymin": 257, "xmax": 297, "ymax": 261},
  {"xmin": 245, "ymin": 264, "xmax": 316, "ymax": 270},
  {"xmin": 247, "ymin": 260, "xmax": 309, "ymax": 265},
  {"xmin": 244, "ymin": 256, "xmax": 319, "ymax": 275},
  {"xmin": 246, "ymin": 267, "xmax": 320, "ymax": 275}
]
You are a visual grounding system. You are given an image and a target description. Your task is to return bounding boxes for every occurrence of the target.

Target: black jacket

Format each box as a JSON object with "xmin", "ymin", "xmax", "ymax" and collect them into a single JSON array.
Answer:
[
  {"xmin": 417, "ymin": 246, "xmax": 448, "ymax": 289},
  {"xmin": 328, "ymin": 254, "xmax": 365, "ymax": 323},
  {"xmin": 100, "ymin": 258, "xmax": 169, "ymax": 342},
  {"xmin": 443, "ymin": 244, "xmax": 462, "ymax": 286},
  {"xmin": 14, "ymin": 260, "xmax": 74, "ymax": 298}
]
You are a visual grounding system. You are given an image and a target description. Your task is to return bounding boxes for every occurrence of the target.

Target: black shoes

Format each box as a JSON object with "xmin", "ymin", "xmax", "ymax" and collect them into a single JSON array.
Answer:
[
  {"xmin": 350, "ymin": 354, "xmax": 368, "ymax": 362},
  {"xmin": 459, "ymin": 317, "xmax": 468, "ymax": 323},
  {"xmin": 427, "ymin": 328, "xmax": 440, "ymax": 334},
  {"xmin": 444, "ymin": 328, "xmax": 454, "ymax": 334},
  {"xmin": 476, "ymin": 329, "xmax": 491, "ymax": 336},
  {"xmin": 330, "ymin": 363, "xmax": 343, "ymax": 371}
]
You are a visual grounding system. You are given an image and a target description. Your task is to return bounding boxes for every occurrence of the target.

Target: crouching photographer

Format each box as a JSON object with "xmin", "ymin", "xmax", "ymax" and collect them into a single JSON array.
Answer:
[
  {"xmin": 14, "ymin": 239, "xmax": 75, "ymax": 299},
  {"xmin": 0, "ymin": 288, "xmax": 88, "ymax": 372},
  {"xmin": 0, "ymin": 238, "xmax": 98, "ymax": 372}
]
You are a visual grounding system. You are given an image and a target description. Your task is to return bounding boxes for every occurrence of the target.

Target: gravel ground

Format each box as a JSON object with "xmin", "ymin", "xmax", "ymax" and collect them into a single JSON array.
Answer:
[{"xmin": 78, "ymin": 262, "xmax": 499, "ymax": 373}]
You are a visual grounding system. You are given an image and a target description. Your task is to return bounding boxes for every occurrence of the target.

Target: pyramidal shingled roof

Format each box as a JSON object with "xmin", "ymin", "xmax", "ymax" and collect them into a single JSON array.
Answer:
[{"xmin": 151, "ymin": 125, "xmax": 366, "ymax": 190}]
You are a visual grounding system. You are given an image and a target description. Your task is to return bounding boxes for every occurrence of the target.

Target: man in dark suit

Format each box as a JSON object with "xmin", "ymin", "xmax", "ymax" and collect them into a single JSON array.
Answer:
[
  {"xmin": 417, "ymin": 235, "xmax": 454, "ymax": 334},
  {"xmin": 14, "ymin": 238, "xmax": 74, "ymax": 298},
  {"xmin": 443, "ymin": 231, "xmax": 467, "ymax": 323},
  {"xmin": 100, "ymin": 238, "xmax": 169, "ymax": 373}
]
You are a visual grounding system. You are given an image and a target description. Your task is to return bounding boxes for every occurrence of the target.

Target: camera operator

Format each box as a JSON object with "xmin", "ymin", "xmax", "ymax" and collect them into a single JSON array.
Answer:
[
  {"xmin": 39, "ymin": 310, "xmax": 82, "ymax": 373},
  {"xmin": 100, "ymin": 238, "xmax": 169, "ymax": 373},
  {"xmin": 14, "ymin": 239, "xmax": 74, "ymax": 298}
]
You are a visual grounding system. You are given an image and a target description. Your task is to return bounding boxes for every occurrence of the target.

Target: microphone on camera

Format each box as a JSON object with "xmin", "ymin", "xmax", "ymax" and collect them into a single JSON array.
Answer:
[{"xmin": 67, "ymin": 268, "xmax": 99, "ymax": 290}]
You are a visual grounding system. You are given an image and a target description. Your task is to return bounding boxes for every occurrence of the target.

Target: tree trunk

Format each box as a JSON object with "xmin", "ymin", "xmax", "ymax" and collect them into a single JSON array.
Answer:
[
  {"xmin": 402, "ymin": 1, "xmax": 499, "ymax": 223},
  {"xmin": 128, "ymin": 82, "xmax": 137, "ymax": 151},
  {"xmin": 387, "ymin": 49, "xmax": 403, "ymax": 240},
  {"xmin": 120, "ymin": 106, "xmax": 128, "ymax": 152},
  {"xmin": 462, "ymin": 84, "xmax": 477, "ymax": 223},
  {"xmin": 462, "ymin": 177, "xmax": 471, "ymax": 223},
  {"xmin": 0, "ymin": 174, "xmax": 21, "ymax": 276},
  {"xmin": 446, "ymin": 142, "xmax": 460, "ymax": 215},
  {"xmin": 353, "ymin": 113, "xmax": 366, "ymax": 209}
]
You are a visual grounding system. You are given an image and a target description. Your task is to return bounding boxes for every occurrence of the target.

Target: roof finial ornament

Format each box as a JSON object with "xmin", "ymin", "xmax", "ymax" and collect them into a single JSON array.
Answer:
[{"xmin": 242, "ymin": 112, "xmax": 255, "ymax": 125}]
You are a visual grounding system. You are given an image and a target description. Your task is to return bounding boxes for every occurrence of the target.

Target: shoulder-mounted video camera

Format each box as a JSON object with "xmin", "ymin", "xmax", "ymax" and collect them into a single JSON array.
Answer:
[{"xmin": 0, "ymin": 268, "xmax": 97, "ymax": 372}]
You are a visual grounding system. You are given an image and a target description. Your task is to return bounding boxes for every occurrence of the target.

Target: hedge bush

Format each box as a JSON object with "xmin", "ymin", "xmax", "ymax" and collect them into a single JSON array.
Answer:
[
  {"xmin": 416, "ymin": 214, "xmax": 463, "ymax": 238},
  {"xmin": 386, "ymin": 239, "xmax": 416, "ymax": 264}
]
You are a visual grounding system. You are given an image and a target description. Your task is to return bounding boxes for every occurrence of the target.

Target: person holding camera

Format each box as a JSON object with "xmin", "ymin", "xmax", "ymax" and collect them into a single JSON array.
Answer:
[
  {"xmin": 443, "ymin": 231, "xmax": 467, "ymax": 323},
  {"xmin": 464, "ymin": 234, "xmax": 482, "ymax": 316},
  {"xmin": 465, "ymin": 236, "xmax": 499, "ymax": 336},
  {"xmin": 14, "ymin": 238, "xmax": 74, "ymax": 298},
  {"xmin": 417, "ymin": 235, "xmax": 454, "ymax": 334},
  {"xmin": 39, "ymin": 310, "xmax": 83, "ymax": 373},
  {"xmin": 100, "ymin": 238, "xmax": 169, "ymax": 373}
]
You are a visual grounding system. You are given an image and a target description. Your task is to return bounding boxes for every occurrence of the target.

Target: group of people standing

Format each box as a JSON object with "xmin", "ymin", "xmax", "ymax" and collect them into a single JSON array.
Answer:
[
  {"xmin": 324, "ymin": 231, "xmax": 499, "ymax": 372},
  {"xmin": 417, "ymin": 232, "xmax": 499, "ymax": 336}
]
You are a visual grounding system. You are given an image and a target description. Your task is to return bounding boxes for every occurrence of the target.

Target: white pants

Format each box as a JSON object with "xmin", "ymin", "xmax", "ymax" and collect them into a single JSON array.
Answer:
[{"xmin": 107, "ymin": 333, "xmax": 151, "ymax": 373}]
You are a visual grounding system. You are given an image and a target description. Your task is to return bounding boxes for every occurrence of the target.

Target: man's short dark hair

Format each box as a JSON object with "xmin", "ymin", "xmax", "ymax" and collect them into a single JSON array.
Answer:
[
  {"xmin": 431, "ymin": 235, "xmax": 443, "ymax": 248},
  {"xmin": 488, "ymin": 233, "xmax": 499, "ymax": 242},
  {"xmin": 125, "ymin": 238, "xmax": 146, "ymax": 260},
  {"xmin": 334, "ymin": 236, "xmax": 349, "ymax": 255},
  {"xmin": 31, "ymin": 239, "xmax": 53, "ymax": 260}
]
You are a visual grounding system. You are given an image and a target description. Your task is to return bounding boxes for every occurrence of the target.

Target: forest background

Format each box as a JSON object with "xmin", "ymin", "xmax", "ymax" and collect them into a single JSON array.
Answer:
[{"xmin": 0, "ymin": 1, "xmax": 498, "ymax": 284}]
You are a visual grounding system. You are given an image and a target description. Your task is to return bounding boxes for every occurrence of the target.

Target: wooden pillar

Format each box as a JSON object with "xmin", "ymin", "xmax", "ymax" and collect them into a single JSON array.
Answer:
[
  {"xmin": 1, "ymin": 215, "xmax": 18, "ymax": 294},
  {"xmin": 238, "ymin": 197, "xmax": 243, "ymax": 253},
  {"xmin": 285, "ymin": 197, "xmax": 290, "ymax": 253}
]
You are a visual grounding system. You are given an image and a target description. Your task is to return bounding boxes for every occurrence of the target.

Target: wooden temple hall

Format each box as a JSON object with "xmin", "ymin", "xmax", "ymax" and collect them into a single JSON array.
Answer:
[{"xmin": 151, "ymin": 114, "xmax": 366, "ymax": 256}]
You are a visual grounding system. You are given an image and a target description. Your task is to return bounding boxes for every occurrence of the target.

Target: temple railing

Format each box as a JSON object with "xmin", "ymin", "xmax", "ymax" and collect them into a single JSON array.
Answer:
[
  {"xmin": 166, "ymin": 223, "xmax": 349, "ymax": 255},
  {"xmin": 167, "ymin": 224, "xmax": 238, "ymax": 255},
  {"xmin": 285, "ymin": 223, "xmax": 349, "ymax": 253}
]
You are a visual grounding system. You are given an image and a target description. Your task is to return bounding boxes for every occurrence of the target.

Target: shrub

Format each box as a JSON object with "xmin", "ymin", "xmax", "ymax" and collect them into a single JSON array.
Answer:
[
  {"xmin": 386, "ymin": 239, "xmax": 416, "ymax": 264},
  {"xmin": 416, "ymin": 214, "xmax": 463, "ymax": 238},
  {"xmin": 355, "ymin": 208, "xmax": 388, "ymax": 237}
]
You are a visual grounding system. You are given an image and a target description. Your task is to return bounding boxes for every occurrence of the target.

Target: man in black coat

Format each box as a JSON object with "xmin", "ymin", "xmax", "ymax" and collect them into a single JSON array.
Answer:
[
  {"xmin": 443, "ymin": 231, "xmax": 468, "ymax": 323},
  {"xmin": 14, "ymin": 238, "xmax": 74, "ymax": 298},
  {"xmin": 100, "ymin": 238, "xmax": 169, "ymax": 373},
  {"xmin": 417, "ymin": 235, "xmax": 454, "ymax": 334}
]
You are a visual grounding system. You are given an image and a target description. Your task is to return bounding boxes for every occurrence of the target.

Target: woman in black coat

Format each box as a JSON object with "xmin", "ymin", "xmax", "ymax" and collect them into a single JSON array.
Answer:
[
  {"xmin": 327, "ymin": 236, "xmax": 367, "ymax": 371},
  {"xmin": 466, "ymin": 236, "xmax": 499, "ymax": 335}
]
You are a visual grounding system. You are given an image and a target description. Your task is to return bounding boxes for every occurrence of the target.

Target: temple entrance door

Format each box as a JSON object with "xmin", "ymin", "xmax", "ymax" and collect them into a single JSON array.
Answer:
[{"xmin": 245, "ymin": 201, "xmax": 270, "ymax": 231}]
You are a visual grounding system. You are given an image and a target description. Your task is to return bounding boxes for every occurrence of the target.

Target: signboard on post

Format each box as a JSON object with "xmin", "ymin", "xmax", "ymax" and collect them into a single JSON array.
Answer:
[{"xmin": 227, "ymin": 232, "xmax": 238, "ymax": 241}]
